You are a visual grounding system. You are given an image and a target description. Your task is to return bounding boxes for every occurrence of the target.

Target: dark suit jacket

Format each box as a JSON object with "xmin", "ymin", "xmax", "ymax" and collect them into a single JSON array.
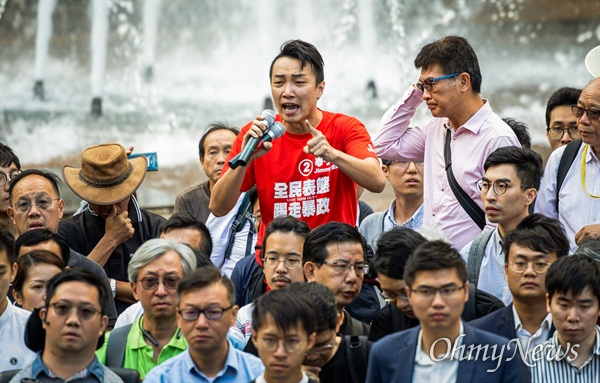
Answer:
[
  {"xmin": 469, "ymin": 304, "xmax": 556, "ymax": 341},
  {"xmin": 366, "ymin": 322, "xmax": 530, "ymax": 383}
]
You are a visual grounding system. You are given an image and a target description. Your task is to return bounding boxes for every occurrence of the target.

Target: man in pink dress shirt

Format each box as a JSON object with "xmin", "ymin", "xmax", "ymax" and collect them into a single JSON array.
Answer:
[{"xmin": 374, "ymin": 36, "xmax": 519, "ymax": 250}]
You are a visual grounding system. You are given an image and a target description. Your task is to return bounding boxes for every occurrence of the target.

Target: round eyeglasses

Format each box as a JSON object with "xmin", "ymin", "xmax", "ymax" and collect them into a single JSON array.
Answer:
[
  {"xmin": 263, "ymin": 256, "xmax": 301, "ymax": 269},
  {"xmin": 572, "ymin": 105, "xmax": 600, "ymax": 121},
  {"xmin": 48, "ymin": 302, "xmax": 101, "ymax": 320},
  {"xmin": 0, "ymin": 170, "xmax": 20, "ymax": 187},
  {"xmin": 380, "ymin": 290, "xmax": 409, "ymax": 303},
  {"xmin": 178, "ymin": 305, "xmax": 234, "ymax": 321},
  {"xmin": 137, "ymin": 276, "xmax": 180, "ymax": 291},
  {"xmin": 257, "ymin": 336, "xmax": 303, "ymax": 353},
  {"xmin": 509, "ymin": 261, "xmax": 552, "ymax": 274},
  {"xmin": 546, "ymin": 126, "xmax": 580, "ymax": 141},
  {"xmin": 12, "ymin": 197, "xmax": 59, "ymax": 213},
  {"xmin": 475, "ymin": 179, "xmax": 532, "ymax": 195}
]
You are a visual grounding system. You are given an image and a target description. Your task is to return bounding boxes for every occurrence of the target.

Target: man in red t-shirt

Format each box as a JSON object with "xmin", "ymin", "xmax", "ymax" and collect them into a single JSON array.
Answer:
[{"xmin": 210, "ymin": 39, "xmax": 385, "ymax": 245}]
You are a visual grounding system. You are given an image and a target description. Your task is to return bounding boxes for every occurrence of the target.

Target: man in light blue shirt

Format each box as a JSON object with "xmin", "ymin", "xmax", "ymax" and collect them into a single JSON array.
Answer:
[
  {"xmin": 143, "ymin": 266, "xmax": 263, "ymax": 383},
  {"xmin": 460, "ymin": 146, "xmax": 543, "ymax": 304}
]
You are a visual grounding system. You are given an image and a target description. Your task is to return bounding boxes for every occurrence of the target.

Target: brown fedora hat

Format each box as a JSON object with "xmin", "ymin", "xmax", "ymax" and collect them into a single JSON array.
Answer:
[{"xmin": 63, "ymin": 144, "xmax": 147, "ymax": 205}]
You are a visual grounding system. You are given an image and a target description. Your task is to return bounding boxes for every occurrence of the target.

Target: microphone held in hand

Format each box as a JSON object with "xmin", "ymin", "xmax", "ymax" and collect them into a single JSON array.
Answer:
[{"xmin": 229, "ymin": 110, "xmax": 285, "ymax": 169}]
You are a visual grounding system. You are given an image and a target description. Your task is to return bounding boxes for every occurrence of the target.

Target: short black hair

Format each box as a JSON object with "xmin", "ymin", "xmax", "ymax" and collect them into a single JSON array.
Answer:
[
  {"xmin": 288, "ymin": 282, "xmax": 337, "ymax": 333},
  {"xmin": 198, "ymin": 122, "xmax": 239, "ymax": 159},
  {"xmin": 252, "ymin": 288, "xmax": 317, "ymax": 337},
  {"xmin": 502, "ymin": 118, "xmax": 532, "ymax": 149},
  {"xmin": 371, "ymin": 227, "xmax": 426, "ymax": 280},
  {"xmin": 484, "ymin": 146, "xmax": 544, "ymax": 191},
  {"xmin": 0, "ymin": 143, "xmax": 20, "ymax": 170},
  {"xmin": 502, "ymin": 214, "xmax": 569, "ymax": 263},
  {"xmin": 270, "ymin": 39, "xmax": 325, "ymax": 85},
  {"xmin": 404, "ymin": 240, "xmax": 467, "ymax": 287},
  {"xmin": 177, "ymin": 265, "xmax": 235, "ymax": 306},
  {"xmin": 0, "ymin": 230, "xmax": 16, "ymax": 264},
  {"xmin": 302, "ymin": 222, "xmax": 366, "ymax": 265},
  {"xmin": 9, "ymin": 169, "xmax": 62, "ymax": 204},
  {"xmin": 160, "ymin": 212, "xmax": 213, "ymax": 256},
  {"xmin": 45, "ymin": 268, "xmax": 109, "ymax": 315},
  {"xmin": 545, "ymin": 87, "xmax": 582, "ymax": 128},
  {"xmin": 263, "ymin": 216, "xmax": 310, "ymax": 253},
  {"xmin": 247, "ymin": 186, "xmax": 259, "ymax": 209},
  {"xmin": 414, "ymin": 35, "xmax": 482, "ymax": 94},
  {"xmin": 546, "ymin": 254, "xmax": 600, "ymax": 303},
  {"xmin": 15, "ymin": 229, "xmax": 71, "ymax": 265}
]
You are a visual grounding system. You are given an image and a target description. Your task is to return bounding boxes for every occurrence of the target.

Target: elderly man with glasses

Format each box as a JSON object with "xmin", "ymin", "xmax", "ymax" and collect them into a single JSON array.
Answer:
[
  {"xmin": 373, "ymin": 36, "xmax": 520, "ymax": 251},
  {"xmin": 143, "ymin": 266, "xmax": 264, "ymax": 383},
  {"xmin": 303, "ymin": 222, "xmax": 371, "ymax": 337},
  {"xmin": 95, "ymin": 238, "xmax": 197, "ymax": 380},
  {"xmin": 460, "ymin": 146, "xmax": 544, "ymax": 305},
  {"xmin": 536, "ymin": 78, "xmax": 600, "ymax": 252}
]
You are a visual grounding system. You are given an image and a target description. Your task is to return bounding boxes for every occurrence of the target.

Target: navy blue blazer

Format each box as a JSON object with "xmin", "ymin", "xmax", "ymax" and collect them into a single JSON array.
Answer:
[
  {"xmin": 366, "ymin": 322, "xmax": 530, "ymax": 383},
  {"xmin": 469, "ymin": 304, "xmax": 555, "ymax": 341}
]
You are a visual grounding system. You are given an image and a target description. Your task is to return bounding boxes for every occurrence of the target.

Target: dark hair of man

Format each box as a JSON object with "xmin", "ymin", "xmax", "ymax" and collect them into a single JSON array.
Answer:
[
  {"xmin": 404, "ymin": 240, "xmax": 467, "ymax": 287},
  {"xmin": 8, "ymin": 169, "xmax": 62, "ymax": 201},
  {"xmin": 160, "ymin": 212, "xmax": 213, "ymax": 256},
  {"xmin": 414, "ymin": 35, "xmax": 482, "ymax": 93},
  {"xmin": 15, "ymin": 229, "xmax": 71, "ymax": 265},
  {"xmin": 372, "ymin": 228, "xmax": 427, "ymax": 280},
  {"xmin": 502, "ymin": 118, "xmax": 532, "ymax": 149},
  {"xmin": 13, "ymin": 250, "xmax": 65, "ymax": 296},
  {"xmin": 0, "ymin": 230, "xmax": 16, "ymax": 264},
  {"xmin": 0, "ymin": 143, "xmax": 20, "ymax": 170},
  {"xmin": 45, "ymin": 268, "xmax": 109, "ymax": 315},
  {"xmin": 502, "ymin": 214, "xmax": 569, "ymax": 263},
  {"xmin": 288, "ymin": 282, "xmax": 337, "ymax": 333},
  {"xmin": 263, "ymin": 215, "xmax": 311, "ymax": 253},
  {"xmin": 197, "ymin": 122, "xmax": 240, "ymax": 159},
  {"xmin": 483, "ymin": 146, "xmax": 544, "ymax": 190},
  {"xmin": 177, "ymin": 265, "xmax": 235, "ymax": 305},
  {"xmin": 545, "ymin": 87, "xmax": 582, "ymax": 128},
  {"xmin": 545, "ymin": 254, "xmax": 600, "ymax": 303},
  {"xmin": 192, "ymin": 248, "xmax": 212, "ymax": 268},
  {"xmin": 252, "ymin": 288, "xmax": 318, "ymax": 337},
  {"xmin": 302, "ymin": 222, "xmax": 367, "ymax": 265},
  {"xmin": 270, "ymin": 39, "xmax": 325, "ymax": 85},
  {"xmin": 573, "ymin": 238, "xmax": 600, "ymax": 263}
]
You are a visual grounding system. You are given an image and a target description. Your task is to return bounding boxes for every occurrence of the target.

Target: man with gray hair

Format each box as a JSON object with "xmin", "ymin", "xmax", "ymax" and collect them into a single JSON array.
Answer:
[{"xmin": 95, "ymin": 238, "xmax": 196, "ymax": 380}]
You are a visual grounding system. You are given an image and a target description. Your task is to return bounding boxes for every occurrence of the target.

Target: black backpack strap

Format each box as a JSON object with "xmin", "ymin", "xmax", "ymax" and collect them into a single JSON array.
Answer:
[
  {"xmin": 467, "ymin": 230, "xmax": 494, "ymax": 287},
  {"xmin": 220, "ymin": 193, "xmax": 254, "ymax": 269},
  {"xmin": 345, "ymin": 335, "xmax": 371, "ymax": 383},
  {"xmin": 105, "ymin": 324, "xmax": 132, "ymax": 367},
  {"xmin": 350, "ymin": 315, "xmax": 370, "ymax": 337},
  {"xmin": 462, "ymin": 283, "xmax": 477, "ymax": 321},
  {"xmin": 555, "ymin": 139, "xmax": 582, "ymax": 211},
  {"xmin": 444, "ymin": 130, "xmax": 486, "ymax": 230}
]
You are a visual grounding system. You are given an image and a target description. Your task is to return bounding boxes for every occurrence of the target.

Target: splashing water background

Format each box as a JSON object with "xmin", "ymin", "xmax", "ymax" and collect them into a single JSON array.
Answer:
[{"xmin": 0, "ymin": 0, "xmax": 598, "ymax": 212}]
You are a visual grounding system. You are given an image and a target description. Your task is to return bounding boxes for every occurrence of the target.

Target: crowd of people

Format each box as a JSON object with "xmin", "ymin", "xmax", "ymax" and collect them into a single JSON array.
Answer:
[{"xmin": 0, "ymin": 36, "xmax": 599, "ymax": 383}]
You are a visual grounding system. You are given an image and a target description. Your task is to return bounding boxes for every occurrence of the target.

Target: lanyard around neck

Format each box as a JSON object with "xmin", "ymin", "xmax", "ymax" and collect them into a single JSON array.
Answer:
[{"xmin": 581, "ymin": 144, "xmax": 600, "ymax": 199}]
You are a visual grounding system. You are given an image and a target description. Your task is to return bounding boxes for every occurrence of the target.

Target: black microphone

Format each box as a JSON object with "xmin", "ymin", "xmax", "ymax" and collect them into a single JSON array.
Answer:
[{"xmin": 229, "ymin": 110, "xmax": 285, "ymax": 169}]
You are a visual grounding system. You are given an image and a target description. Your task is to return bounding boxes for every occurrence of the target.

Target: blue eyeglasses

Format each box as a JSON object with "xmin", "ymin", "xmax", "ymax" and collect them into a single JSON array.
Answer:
[{"xmin": 416, "ymin": 73, "xmax": 460, "ymax": 93}]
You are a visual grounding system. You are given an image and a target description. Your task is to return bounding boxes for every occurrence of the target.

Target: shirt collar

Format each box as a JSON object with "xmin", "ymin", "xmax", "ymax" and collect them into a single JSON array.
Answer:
[
  {"xmin": 31, "ymin": 352, "xmax": 105, "ymax": 382},
  {"xmin": 185, "ymin": 339, "xmax": 239, "ymax": 379},
  {"xmin": 512, "ymin": 305, "xmax": 552, "ymax": 333},
  {"xmin": 0, "ymin": 297, "xmax": 15, "ymax": 327},
  {"xmin": 385, "ymin": 200, "xmax": 424, "ymax": 228},
  {"xmin": 445, "ymin": 99, "xmax": 492, "ymax": 135},
  {"xmin": 130, "ymin": 316, "xmax": 186, "ymax": 351},
  {"xmin": 416, "ymin": 321, "xmax": 465, "ymax": 365}
]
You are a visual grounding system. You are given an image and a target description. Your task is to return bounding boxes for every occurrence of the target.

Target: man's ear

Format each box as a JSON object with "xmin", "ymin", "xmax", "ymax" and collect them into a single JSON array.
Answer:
[
  {"xmin": 304, "ymin": 262, "xmax": 316, "ymax": 282},
  {"xmin": 130, "ymin": 281, "xmax": 139, "ymax": 301},
  {"xmin": 525, "ymin": 188, "xmax": 537, "ymax": 206},
  {"xmin": 463, "ymin": 281, "xmax": 469, "ymax": 303},
  {"xmin": 10, "ymin": 262, "xmax": 17, "ymax": 283},
  {"xmin": 317, "ymin": 81, "xmax": 325, "ymax": 100},
  {"xmin": 57, "ymin": 199, "xmax": 65, "ymax": 220},
  {"xmin": 7, "ymin": 206, "xmax": 15, "ymax": 224},
  {"xmin": 307, "ymin": 332, "xmax": 317, "ymax": 350},
  {"xmin": 40, "ymin": 308, "xmax": 48, "ymax": 329},
  {"xmin": 98, "ymin": 315, "xmax": 109, "ymax": 337},
  {"xmin": 546, "ymin": 293, "xmax": 551, "ymax": 314}
]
